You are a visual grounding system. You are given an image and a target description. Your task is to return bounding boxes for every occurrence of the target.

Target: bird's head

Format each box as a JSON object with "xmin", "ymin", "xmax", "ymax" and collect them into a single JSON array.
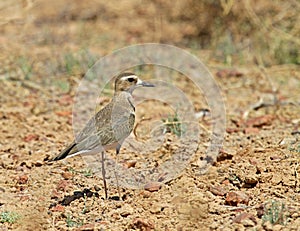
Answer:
[{"xmin": 114, "ymin": 72, "xmax": 155, "ymax": 94}]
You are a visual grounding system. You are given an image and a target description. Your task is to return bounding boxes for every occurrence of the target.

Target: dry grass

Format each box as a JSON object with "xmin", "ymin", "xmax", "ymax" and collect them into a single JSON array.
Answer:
[{"xmin": 1, "ymin": 0, "xmax": 299, "ymax": 66}]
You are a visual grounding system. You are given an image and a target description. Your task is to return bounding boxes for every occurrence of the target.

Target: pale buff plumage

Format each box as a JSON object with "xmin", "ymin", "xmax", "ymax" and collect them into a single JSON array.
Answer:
[{"xmin": 51, "ymin": 72, "xmax": 154, "ymax": 161}]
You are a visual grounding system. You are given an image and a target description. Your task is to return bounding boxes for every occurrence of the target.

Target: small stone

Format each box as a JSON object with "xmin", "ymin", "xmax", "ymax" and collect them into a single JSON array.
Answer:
[
  {"xmin": 140, "ymin": 190, "xmax": 151, "ymax": 198},
  {"xmin": 225, "ymin": 191, "xmax": 250, "ymax": 206},
  {"xmin": 249, "ymin": 159, "xmax": 258, "ymax": 166},
  {"xmin": 34, "ymin": 160, "xmax": 43, "ymax": 167},
  {"xmin": 150, "ymin": 205, "xmax": 161, "ymax": 214},
  {"xmin": 23, "ymin": 134, "xmax": 39, "ymax": 142},
  {"xmin": 120, "ymin": 204, "xmax": 134, "ymax": 217},
  {"xmin": 94, "ymin": 185, "xmax": 101, "ymax": 191},
  {"xmin": 61, "ymin": 171, "xmax": 73, "ymax": 180},
  {"xmin": 17, "ymin": 175, "xmax": 29, "ymax": 184},
  {"xmin": 144, "ymin": 182, "xmax": 162, "ymax": 192},
  {"xmin": 125, "ymin": 160, "xmax": 137, "ymax": 168},
  {"xmin": 232, "ymin": 212, "xmax": 256, "ymax": 227},
  {"xmin": 78, "ymin": 223, "xmax": 95, "ymax": 231},
  {"xmin": 50, "ymin": 204, "xmax": 65, "ymax": 212},
  {"xmin": 217, "ymin": 149, "xmax": 234, "ymax": 162},
  {"xmin": 270, "ymin": 156, "xmax": 281, "ymax": 161},
  {"xmin": 222, "ymin": 179, "xmax": 230, "ymax": 185},
  {"xmin": 56, "ymin": 180, "xmax": 70, "ymax": 192},
  {"xmin": 243, "ymin": 175, "xmax": 258, "ymax": 187},
  {"xmin": 245, "ymin": 115, "xmax": 273, "ymax": 127},
  {"xmin": 131, "ymin": 218, "xmax": 155, "ymax": 230},
  {"xmin": 209, "ymin": 185, "xmax": 228, "ymax": 196}
]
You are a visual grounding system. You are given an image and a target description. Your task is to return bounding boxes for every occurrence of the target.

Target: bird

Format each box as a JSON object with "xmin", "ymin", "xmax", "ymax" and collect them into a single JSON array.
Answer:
[{"xmin": 50, "ymin": 72, "xmax": 155, "ymax": 199}]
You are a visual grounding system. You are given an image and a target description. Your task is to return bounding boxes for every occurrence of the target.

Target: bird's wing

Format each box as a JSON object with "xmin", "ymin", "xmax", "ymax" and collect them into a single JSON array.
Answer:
[
  {"xmin": 52, "ymin": 99, "xmax": 136, "ymax": 160},
  {"xmin": 75, "ymin": 103, "xmax": 113, "ymax": 144},
  {"xmin": 73, "ymin": 112, "xmax": 135, "ymax": 153},
  {"xmin": 111, "ymin": 112, "xmax": 135, "ymax": 141}
]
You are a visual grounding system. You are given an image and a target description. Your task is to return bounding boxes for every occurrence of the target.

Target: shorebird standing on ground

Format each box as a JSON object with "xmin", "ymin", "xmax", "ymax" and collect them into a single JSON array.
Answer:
[{"xmin": 51, "ymin": 72, "xmax": 155, "ymax": 199}]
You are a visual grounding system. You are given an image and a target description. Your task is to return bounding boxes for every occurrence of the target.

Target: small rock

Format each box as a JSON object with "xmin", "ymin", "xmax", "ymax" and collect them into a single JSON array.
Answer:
[
  {"xmin": 209, "ymin": 185, "xmax": 228, "ymax": 196},
  {"xmin": 245, "ymin": 115, "xmax": 273, "ymax": 127},
  {"xmin": 120, "ymin": 204, "xmax": 134, "ymax": 217},
  {"xmin": 222, "ymin": 179, "xmax": 230, "ymax": 185},
  {"xmin": 61, "ymin": 171, "xmax": 73, "ymax": 180},
  {"xmin": 140, "ymin": 190, "xmax": 151, "ymax": 198},
  {"xmin": 232, "ymin": 212, "xmax": 256, "ymax": 227},
  {"xmin": 56, "ymin": 180, "xmax": 70, "ymax": 192},
  {"xmin": 77, "ymin": 223, "xmax": 95, "ymax": 231},
  {"xmin": 249, "ymin": 159, "xmax": 258, "ymax": 166},
  {"xmin": 225, "ymin": 191, "xmax": 249, "ymax": 206},
  {"xmin": 125, "ymin": 160, "xmax": 137, "ymax": 168},
  {"xmin": 20, "ymin": 195, "xmax": 30, "ymax": 201},
  {"xmin": 23, "ymin": 134, "xmax": 39, "ymax": 142},
  {"xmin": 50, "ymin": 189, "xmax": 62, "ymax": 199},
  {"xmin": 131, "ymin": 218, "xmax": 155, "ymax": 230},
  {"xmin": 17, "ymin": 175, "xmax": 29, "ymax": 184},
  {"xmin": 34, "ymin": 160, "xmax": 43, "ymax": 167},
  {"xmin": 50, "ymin": 204, "xmax": 65, "ymax": 212},
  {"xmin": 217, "ymin": 149, "xmax": 234, "ymax": 162},
  {"xmin": 150, "ymin": 205, "xmax": 161, "ymax": 214},
  {"xmin": 243, "ymin": 175, "xmax": 258, "ymax": 187},
  {"xmin": 94, "ymin": 185, "xmax": 101, "ymax": 191},
  {"xmin": 144, "ymin": 182, "xmax": 162, "ymax": 192},
  {"xmin": 270, "ymin": 155, "xmax": 281, "ymax": 161}
]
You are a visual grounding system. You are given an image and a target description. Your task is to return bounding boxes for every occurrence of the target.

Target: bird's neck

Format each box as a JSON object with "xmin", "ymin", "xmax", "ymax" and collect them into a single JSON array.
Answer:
[
  {"xmin": 114, "ymin": 90, "xmax": 132, "ymax": 97},
  {"xmin": 113, "ymin": 91, "xmax": 135, "ymax": 111}
]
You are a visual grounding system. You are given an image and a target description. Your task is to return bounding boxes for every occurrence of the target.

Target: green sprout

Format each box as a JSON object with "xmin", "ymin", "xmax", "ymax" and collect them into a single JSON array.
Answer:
[
  {"xmin": 162, "ymin": 112, "xmax": 185, "ymax": 137},
  {"xmin": 262, "ymin": 200, "xmax": 288, "ymax": 225},
  {"xmin": 0, "ymin": 211, "xmax": 20, "ymax": 224}
]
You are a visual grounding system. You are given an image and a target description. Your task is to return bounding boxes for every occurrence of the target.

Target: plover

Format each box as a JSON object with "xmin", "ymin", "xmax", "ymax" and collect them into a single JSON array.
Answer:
[{"xmin": 51, "ymin": 72, "xmax": 155, "ymax": 199}]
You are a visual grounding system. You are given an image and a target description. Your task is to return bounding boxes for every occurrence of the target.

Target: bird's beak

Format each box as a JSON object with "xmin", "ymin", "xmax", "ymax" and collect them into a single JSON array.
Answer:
[{"xmin": 137, "ymin": 78, "xmax": 155, "ymax": 87}]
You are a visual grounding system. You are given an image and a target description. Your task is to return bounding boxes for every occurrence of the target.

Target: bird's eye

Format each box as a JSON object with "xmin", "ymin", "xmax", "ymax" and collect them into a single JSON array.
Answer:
[{"xmin": 127, "ymin": 77, "xmax": 135, "ymax": 82}]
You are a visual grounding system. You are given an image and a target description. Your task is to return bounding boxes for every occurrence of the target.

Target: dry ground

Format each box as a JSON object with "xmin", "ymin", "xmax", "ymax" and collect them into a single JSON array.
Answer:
[{"xmin": 0, "ymin": 1, "xmax": 300, "ymax": 230}]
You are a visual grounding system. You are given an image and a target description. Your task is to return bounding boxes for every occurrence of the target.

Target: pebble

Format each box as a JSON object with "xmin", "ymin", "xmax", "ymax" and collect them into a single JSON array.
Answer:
[
  {"xmin": 119, "ymin": 204, "xmax": 134, "ymax": 217},
  {"xmin": 61, "ymin": 171, "xmax": 73, "ymax": 180},
  {"xmin": 225, "ymin": 191, "xmax": 249, "ymax": 206},
  {"xmin": 209, "ymin": 185, "xmax": 228, "ymax": 196},
  {"xmin": 144, "ymin": 182, "xmax": 162, "ymax": 192}
]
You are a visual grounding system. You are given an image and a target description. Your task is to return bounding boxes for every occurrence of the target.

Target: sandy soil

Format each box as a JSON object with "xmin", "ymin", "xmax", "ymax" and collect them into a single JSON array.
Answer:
[{"xmin": 0, "ymin": 1, "xmax": 300, "ymax": 230}]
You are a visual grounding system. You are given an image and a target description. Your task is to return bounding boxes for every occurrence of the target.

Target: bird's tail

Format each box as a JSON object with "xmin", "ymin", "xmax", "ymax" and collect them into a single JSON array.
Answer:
[{"xmin": 50, "ymin": 142, "xmax": 77, "ymax": 161}]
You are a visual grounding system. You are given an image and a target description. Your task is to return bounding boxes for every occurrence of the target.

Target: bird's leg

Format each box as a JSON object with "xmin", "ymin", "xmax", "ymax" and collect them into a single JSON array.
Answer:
[
  {"xmin": 114, "ymin": 143, "xmax": 122, "ymax": 200},
  {"xmin": 101, "ymin": 151, "xmax": 108, "ymax": 200}
]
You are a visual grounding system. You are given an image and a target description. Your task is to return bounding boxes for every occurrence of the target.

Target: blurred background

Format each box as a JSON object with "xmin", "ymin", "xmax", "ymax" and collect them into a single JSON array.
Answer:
[{"xmin": 1, "ymin": 0, "xmax": 299, "ymax": 74}]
